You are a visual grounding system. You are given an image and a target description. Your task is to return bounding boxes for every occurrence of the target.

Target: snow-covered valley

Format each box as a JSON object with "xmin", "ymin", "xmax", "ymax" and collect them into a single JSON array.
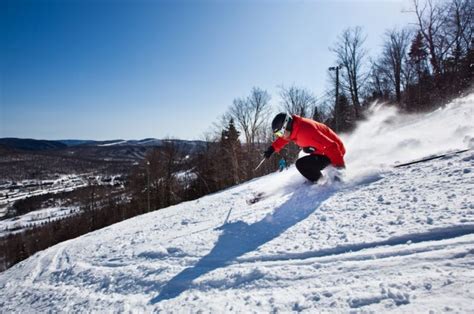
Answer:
[
  {"xmin": 0, "ymin": 94, "xmax": 473, "ymax": 312},
  {"xmin": 0, "ymin": 174, "xmax": 126, "ymax": 236}
]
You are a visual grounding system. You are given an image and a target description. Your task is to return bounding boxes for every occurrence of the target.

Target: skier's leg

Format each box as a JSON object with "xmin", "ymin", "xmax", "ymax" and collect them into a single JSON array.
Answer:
[
  {"xmin": 295, "ymin": 155, "xmax": 331, "ymax": 182},
  {"xmin": 296, "ymin": 155, "xmax": 320, "ymax": 181}
]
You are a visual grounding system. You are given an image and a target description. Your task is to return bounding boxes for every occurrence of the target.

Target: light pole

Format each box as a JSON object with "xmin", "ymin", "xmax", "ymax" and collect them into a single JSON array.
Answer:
[{"xmin": 329, "ymin": 65, "xmax": 342, "ymax": 130}]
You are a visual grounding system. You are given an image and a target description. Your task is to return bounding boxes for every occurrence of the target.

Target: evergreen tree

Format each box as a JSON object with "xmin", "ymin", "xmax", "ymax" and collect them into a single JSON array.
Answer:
[
  {"xmin": 335, "ymin": 94, "xmax": 355, "ymax": 132},
  {"xmin": 220, "ymin": 119, "xmax": 242, "ymax": 186},
  {"xmin": 408, "ymin": 32, "xmax": 429, "ymax": 83},
  {"xmin": 312, "ymin": 106, "xmax": 323, "ymax": 122},
  {"xmin": 407, "ymin": 31, "xmax": 433, "ymax": 111}
]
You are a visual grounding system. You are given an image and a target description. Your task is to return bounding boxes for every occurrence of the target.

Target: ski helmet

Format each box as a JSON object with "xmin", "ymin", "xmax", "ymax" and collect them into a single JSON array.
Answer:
[{"xmin": 271, "ymin": 113, "xmax": 292, "ymax": 136}]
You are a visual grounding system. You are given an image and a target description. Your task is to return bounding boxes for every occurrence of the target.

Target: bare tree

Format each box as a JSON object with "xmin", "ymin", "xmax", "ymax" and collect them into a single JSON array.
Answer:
[
  {"xmin": 279, "ymin": 85, "xmax": 317, "ymax": 118},
  {"xmin": 228, "ymin": 88, "xmax": 272, "ymax": 178},
  {"xmin": 402, "ymin": 50, "xmax": 417, "ymax": 91},
  {"xmin": 368, "ymin": 59, "xmax": 392, "ymax": 101},
  {"xmin": 229, "ymin": 87, "xmax": 272, "ymax": 145},
  {"xmin": 444, "ymin": 0, "xmax": 472, "ymax": 72},
  {"xmin": 331, "ymin": 26, "xmax": 368, "ymax": 118},
  {"xmin": 411, "ymin": 0, "xmax": 461, "ymax": 75},
  {"xmin": 140, "ymin": 140, "xmax": 184, "ymax": 209},
  {"xmin": 378, "ymin": 28, "xmax": 412, "ymax": 103}
]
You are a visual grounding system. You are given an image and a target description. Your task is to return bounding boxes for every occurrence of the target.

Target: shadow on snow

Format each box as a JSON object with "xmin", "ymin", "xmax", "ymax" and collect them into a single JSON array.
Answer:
[{"xmin": 149, "ymin": 184, "xmax": 338, "ymax": 304}]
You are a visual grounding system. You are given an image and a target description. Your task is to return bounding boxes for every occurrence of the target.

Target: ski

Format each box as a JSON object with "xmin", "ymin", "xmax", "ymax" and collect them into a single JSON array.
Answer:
[
  {"xmin": 394, "ymin": 149, "xmax": 469, "ymax": 168},
  {"xmin": 246, "ymin": 192, "xmax": 265, "ymax": 205}
]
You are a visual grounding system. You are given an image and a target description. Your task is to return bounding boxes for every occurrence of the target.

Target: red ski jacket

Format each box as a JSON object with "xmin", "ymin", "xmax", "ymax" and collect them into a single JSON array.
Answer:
[{"xmin": 271, "ymin": 115, "xmax": 346, "ymax": 167}]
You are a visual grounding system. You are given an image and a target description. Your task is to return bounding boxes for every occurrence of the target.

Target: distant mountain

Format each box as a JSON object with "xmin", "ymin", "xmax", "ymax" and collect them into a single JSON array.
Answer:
[
  {"xmin": 0, "ymin": 137, "xmax": 209, "ymax": 180},
  {"xmin": 58, "ymin": 140, "xmax": 99, "ymax": 146},
  {"xmin": 58, "ymin": 138, "xmax": 207, "ymax": 148},
  {"xmin": 81, "ymin": 139, "xmax": 208, "ymax": 158},
  {"xmin": 1, "ymin": 138, "xmax": 206, "ymax": 150},
  {"xmin": 0, "ymin": 138, "xmax": 67, "ymax": 151},
  {"xmin": 0, "ymin": 138, "xmax": 208, "ymax": 162},
  {"xmin": 93, "ymin": 139, "xmax": 163, "ymax": 147}
]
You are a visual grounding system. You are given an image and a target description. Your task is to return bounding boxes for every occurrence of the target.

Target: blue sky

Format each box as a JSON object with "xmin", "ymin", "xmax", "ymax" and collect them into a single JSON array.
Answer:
[{"xmin": 0, "ymin": 0, "xmax": 415, "ymax": 140}]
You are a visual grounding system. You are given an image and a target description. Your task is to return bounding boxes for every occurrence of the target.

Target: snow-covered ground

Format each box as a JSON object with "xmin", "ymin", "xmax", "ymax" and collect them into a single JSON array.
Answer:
[
  {"xmin": 0, "ymin": 206, "xmax": 80, "ymax": 236},
  {"xmin": 0, "ymin": 94, "xmax": 473, "ymax": 312}
]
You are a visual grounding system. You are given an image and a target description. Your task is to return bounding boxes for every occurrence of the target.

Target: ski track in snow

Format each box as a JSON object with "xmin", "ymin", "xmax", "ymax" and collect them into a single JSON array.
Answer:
[{"xmin": 0, "ymin": 94, "xmax": 473, "ymax": 312}]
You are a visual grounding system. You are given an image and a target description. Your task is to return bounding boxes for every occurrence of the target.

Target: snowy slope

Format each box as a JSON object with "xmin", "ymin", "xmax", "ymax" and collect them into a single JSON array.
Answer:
[{"xmin": 0, "ymin": 95, "xmax": 473, "ymax": 312}]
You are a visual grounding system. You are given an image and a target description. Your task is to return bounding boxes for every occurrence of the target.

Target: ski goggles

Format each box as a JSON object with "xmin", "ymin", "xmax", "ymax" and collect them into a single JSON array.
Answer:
[{"xmin": 273, "ymin": 114, "xmax": 291, "ymax": 137}]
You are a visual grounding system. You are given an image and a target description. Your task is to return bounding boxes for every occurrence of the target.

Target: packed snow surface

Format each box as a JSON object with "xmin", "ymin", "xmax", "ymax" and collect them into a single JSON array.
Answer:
[{"xmin": 0, "ymin": 95, "xmax": 473, "ymax": 312}]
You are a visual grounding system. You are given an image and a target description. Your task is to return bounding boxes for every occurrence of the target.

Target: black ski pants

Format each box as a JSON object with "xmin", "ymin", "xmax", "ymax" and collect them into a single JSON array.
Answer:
[{"xmin": 295, "ymin": 154, "xmax": 331, "ymax": 182}]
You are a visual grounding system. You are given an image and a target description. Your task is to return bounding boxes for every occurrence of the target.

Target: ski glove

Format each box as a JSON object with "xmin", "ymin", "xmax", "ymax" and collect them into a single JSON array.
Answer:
[
  {"xmin": 263, "ymin": 146, "xmax": 275, "ymax": 159},
  {"xmin": 303, "ymin": 146, "xmax": 316, "ymax": 154}
]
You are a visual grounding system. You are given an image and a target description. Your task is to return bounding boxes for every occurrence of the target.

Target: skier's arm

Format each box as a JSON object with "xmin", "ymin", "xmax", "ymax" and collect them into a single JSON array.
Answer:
[{"xmin": 271, "ymin": 137, "xmax": 290, "ymax": 153}]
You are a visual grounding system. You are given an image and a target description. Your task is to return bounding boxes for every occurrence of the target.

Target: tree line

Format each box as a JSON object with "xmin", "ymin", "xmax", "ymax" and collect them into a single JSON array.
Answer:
[{"xmin": 328, "ymin": 0, "xmax": 472, "ymax": 131}]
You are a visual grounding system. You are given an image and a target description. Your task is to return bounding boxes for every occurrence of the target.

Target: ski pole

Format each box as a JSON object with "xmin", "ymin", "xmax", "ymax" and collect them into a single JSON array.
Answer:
[{"xmin": 254, "ymin": 158, "xmax": 266, "ymax": 171}]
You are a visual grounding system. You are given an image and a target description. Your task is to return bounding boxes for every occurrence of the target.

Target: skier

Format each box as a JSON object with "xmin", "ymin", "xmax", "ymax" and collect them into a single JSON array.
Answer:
[
  {"xmin": 263, "ymin": 113, "xmax": 346, "ymax": 182},
  {"xmin": 278, "ymin": 157, "xmax": 288, "ymax": 172}
]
